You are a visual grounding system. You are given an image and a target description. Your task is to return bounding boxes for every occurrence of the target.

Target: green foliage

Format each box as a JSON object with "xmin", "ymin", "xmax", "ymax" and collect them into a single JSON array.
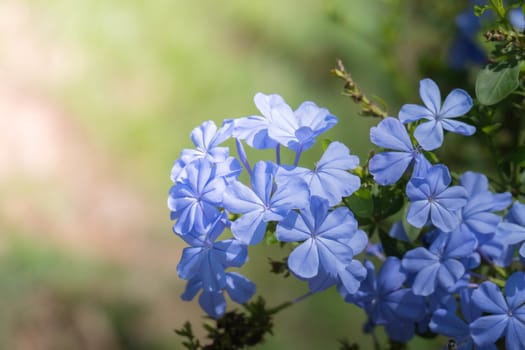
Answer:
[
  {"xmin": 475, "ymin": 64, "xmax": 520, "ymax": 105},
  {"xmin": 175, "ymin": 297, "xmax": 283, "ymax": 350}
]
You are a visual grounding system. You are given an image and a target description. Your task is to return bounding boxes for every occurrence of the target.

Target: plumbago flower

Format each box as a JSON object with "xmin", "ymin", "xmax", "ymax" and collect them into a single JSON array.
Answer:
[
  {"xmin": 171, "ymin": 120, "xmax": 234, "ymax": 182},
  {"xmin": 276, "ymin": 196, "xmax": 367, "ymax": 293},
  {"xmin": 168, "ymin": 158, "xmax": 240, "ymax": 234},
  {"xmin": 369, "ymin": 117, "xmax": 431, "ymax": 185},
  {"xmin": 469, "ymin": 272, "xmax": 525, "ymax": 350},
  {"xmin": 399, "ymin": 78, "xmax": 475, "ymax": 150},
  {"xmin": 222, "ymin": 161, "xmax": 310, "ymax": 245},
  {"xmin": 177, "ymin": 214, "xmax": 255, "ymax": 318},
  {"xmin": 430, "ymin": 288, "xmax": 497, "ymax": 350},
  {"xmin": 345, "ymin": 258, "xmax": 426, "ymax": 342},
  {"xmin": 401, "ymin": 230, "xmax": 478, "ymax": 296},
  {"xmin": 406, "ymin": 164, "xmax": 468, "ymax": 232},
  {"xmin": 233, "ymin": 92, "xmax": 337, "ymax": 162},
  {"xmin": 277, "ymin": 141, "xmax": 361, "ymax": 206}
]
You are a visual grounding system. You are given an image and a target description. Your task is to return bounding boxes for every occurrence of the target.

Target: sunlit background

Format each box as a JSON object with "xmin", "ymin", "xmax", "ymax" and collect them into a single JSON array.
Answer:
[{"xmin": 0, "ymin": 0, "xmax": 479, "ymax": 349}]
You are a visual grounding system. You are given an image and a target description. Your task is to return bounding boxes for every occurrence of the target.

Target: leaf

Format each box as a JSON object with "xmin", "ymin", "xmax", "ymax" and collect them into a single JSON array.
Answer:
[
  {"xmin": 344, "ymin": 188, "xmax": 373, "ymax": 219},
  {"xmin": 475, "ymin": 65, "xmax": 520, "ymax": 105},
  {"xmin": 378, "ymin": 229, "xmax": 415, "ymax": 259}
]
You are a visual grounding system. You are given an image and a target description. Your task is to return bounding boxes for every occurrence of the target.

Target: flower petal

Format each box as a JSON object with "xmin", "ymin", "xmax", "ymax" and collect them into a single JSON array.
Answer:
[
  {"xmin": 440, "ymin": 88, "xmax": 473, "ymax": 118},
  {"xmin": 419, "ymin": 78, "xmax": 442, "ymax": 115},
  {"xmin": 414, "ymin": 120, "xmax": 444, "ymax": 151}
]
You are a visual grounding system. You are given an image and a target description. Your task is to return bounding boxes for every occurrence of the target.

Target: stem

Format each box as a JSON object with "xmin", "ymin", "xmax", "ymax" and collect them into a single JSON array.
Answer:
[{"xmin": 331, "ymin": 59, "xmax": 388, "ymax": 119}]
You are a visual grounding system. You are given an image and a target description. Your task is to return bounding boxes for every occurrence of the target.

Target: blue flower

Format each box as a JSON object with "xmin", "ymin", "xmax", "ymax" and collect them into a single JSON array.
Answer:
[
  {"xmin": 276, "ymin": 196, "xmax": 367, "ymax": 284},
  {"xmin": 401, "ymin": 230, "xmax": 478, "ymax": 296},
  {"xmin": 430, "ymin": 288, "xmax": 497, "ymax": 350},
  {"xmin": 458, "ymin": 171, "xmax": 511, "ymax": 237},
  {"xmin": 346, "ymin": 258, "xmax": 426, "ymax": 326},
  {"xmin": 233, "ymin": 93, "xmax": 337, "ymax": 154},
  {"xmin": 369, "ymin": 117, "xmax": 431, "ymax": 185},
  {"xmin": 222, "ymin": 161, "xmax": 310, "ymax": 245},
  {"xmin": 232, "ymin": 93, "xmax": 284, "ymax": 150},
  {"xmin": 470, "ymin": 272, "xmax": 525, "ymax": 350},
  {"xmin": 181, "ymin": 272, "xmax": 256, "ymax": 319},
  {"xmin": 496, "ymin": 201, "xmax": 525, "ymax": 258},
  {"xmin": 169, "ymin": 158, "xmax": 235, "ymax": 234},
  {"xmin": 176, "ymin": 214, "xmax": 248, "ymax": 292},
  {"xmin": 171, "ymin": 120, "xmax": 234, "ymax": 182},
  {"xmin": 277, "ymin": 141, "xmax": 360, "ymax": 206},
  {"xmin": 406, "ymin": 164, "xmax": 468, "ymax": 232},
  {"xmin": 399, "ymin": 78, "xmax": 475, "ymax": 150}
]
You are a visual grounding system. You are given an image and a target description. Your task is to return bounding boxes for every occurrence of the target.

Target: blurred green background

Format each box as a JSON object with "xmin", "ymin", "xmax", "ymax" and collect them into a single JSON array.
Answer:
[{"xmin": 0, "ymin": 0, "xmax": 476, "ymax": 349}]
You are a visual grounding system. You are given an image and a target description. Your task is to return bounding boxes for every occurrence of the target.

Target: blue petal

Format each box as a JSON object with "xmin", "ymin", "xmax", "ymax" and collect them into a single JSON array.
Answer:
[
  {"xmin": 504, "ymin": 272, "xmax": 525, "ymax": 310},
  {"xmin": 318, "ymin": 206, "xmax": 358, "ymax": 241},
  {"xmin": 181, "ymin": 278, "xmax": 202, "ymax": 301},
  {"xmin": 199, "ymin": 290, "xmax": 226, "ymax": 319},
  {"xmin": 429, "ymin": 308, "xmax": 468, "ymax": 337},
  {"xmin": 411, "ymin": 263, "xmax": 439, "ymax": 296},
  {"xmin": 222, "ymin": 180, "xmax": 263, "ymax": 214},
  {"xmin": 437, "ymin": 259, "xmax": 465, "ymax": 288},
  {"xmin": 213, "ymin": 239, "xmax": 248, "ymax": 267},
  {"xmin": 224, "ymin": 272, "xmax": 256, "ymax": 304},
  {"xmin": 288, "ymin": 239, "xmax": 319, "ymax": 278},
  {"xmin": 233, "ymin": 115, "xmax": 277, "ymax": 149},
  {"xmin": 402, "ymin": 247, "xmax": 438, "ymax": 273},
  {"xmin": 406, "ymin": 200, "xmax": 431, "ymax": 228},
  {"xmin": 460, "ymin": 171, "xmax": 488, "ymax": 196},
  {"xmin": 419, "ymin": 78, "xmax": 442, "ymax": 115},
  {"xmin": 470, "ymin": 315, "xmax": 508, "ymax": 346},
  {"xmin": 369, "ymin": 152, "xmax": 413, "ymax": 185},
  {"xmin": 177, "ymin": 247, "xmax": 205, "ymax": 279},
  {"xmin": 377, "ymin": 257, "xmax": 406, "ymax": 292},
  {"xmin": 338, "ymin": 260, "xmax": 367, "ymax": 294},
  {"xmin": 440, "ymin": 88, "xmax": 473, "ymax": 118},
  {"xmin": 383, "ymin": 289, "xmax": 425, "ymax": 321},
  {"xmin": 399, "ymin": 104, "xmax": 433, "ymax": 123},
  {"xmin": 230, "ymin": 210, "xmax": 267, "ymax": 245},
  {"xmin": 441, "ymin": 119, "xmax": 476, "ymax": 136},
  {"xmin": 370, "ymin": 117, "xmax": 413, "ymax": 151},
  {"xmin": 276, "ymin": 210, "xmax": 311, "ymax": 242},
  {"xmin": 497, "ymin": 222, "xmax": 525, "ymax": 245},
  {"xmin": 472, "ymin": 281, "xmax": 509, "ymax": 314},
  {"xmin": 506, "ymin": 317, "xmax": 525, "ymax": 350},
  {"xmin": 414, "ymin": 120, "xmax": 444, "ymax": 151},
  {"xmin": 430, "ymin": 202, "xmax": 461, "ymax": 232}
]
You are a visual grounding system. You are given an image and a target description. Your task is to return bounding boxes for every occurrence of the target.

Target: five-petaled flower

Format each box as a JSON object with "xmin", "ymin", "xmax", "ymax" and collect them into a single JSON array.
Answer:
[{"xmin": 399, "ymin": 78, "xmax": 475, "ymax": 151}]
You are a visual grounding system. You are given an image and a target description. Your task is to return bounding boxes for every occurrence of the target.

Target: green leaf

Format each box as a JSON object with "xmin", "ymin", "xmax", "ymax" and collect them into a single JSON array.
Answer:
[
  {"xmin": 476, "ymin": 65, "xmax": 520, "ymax": 106},
  {"xmin": 508, "ymin": 145, "xmax": 525, "ymax": 166},
  {"xmin": 344, "ymin": 188, "xmax": 373, "ymax": 219},
  {"xmin": 378, "ymin": 229, "xmax": 414, "ymax": 259}
]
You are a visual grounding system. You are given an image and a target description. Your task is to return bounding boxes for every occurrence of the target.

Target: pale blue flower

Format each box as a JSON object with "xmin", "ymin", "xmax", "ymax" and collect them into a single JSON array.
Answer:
[
  {"xmin": 399, "ymin": 78, "xmax": 475, "ymax": 150},
  {"xmin": 222, "ymin": 161, "xmax": 309, "ymax": 245},
  {"xmin": 277, "ymin": 141, "xmax": 360, "ymax": 206},
  {"xmin": 406, "ymin": 164, "xmax": 468, "ymax": 232},
  {"xmin": 171, "ymin": 120, "xmax": 233, "ymax": 182},
  {"xmin": 470, "ymin": 272, "xmax": 525, "ymax": 350},
  {"xmin": 369, "ymin": 117, "xmax": 431, "ymax": 185},
  {"xmin": 401, "ymin": 230, "xmax": 478, "ymax": 296},
  {"xmin": 276, "ymin": 196, "xmax": 367, "ymax": 281},
  {"xmin": 168, "ymin": 158, "xmax": 230, "ymax": 234}
]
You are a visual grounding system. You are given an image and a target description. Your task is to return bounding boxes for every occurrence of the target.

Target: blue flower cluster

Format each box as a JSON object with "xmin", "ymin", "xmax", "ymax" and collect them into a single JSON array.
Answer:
[
  {"xmin": 169, "ymin": 80, "xmax": 525, "ymax": 349},
  {"xmin": 364, "ymin": 78, "xmax": 525, "ymax": 349},
  {"xmin": 169, "ymin": 93, "xmax": 364, "ymax": 318}
]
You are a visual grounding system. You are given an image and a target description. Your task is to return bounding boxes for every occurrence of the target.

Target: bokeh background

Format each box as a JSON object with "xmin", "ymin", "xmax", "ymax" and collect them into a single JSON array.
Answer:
[{"xmin": 0, "ymin": 0, "xmax": 479, "ymax": 349}]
